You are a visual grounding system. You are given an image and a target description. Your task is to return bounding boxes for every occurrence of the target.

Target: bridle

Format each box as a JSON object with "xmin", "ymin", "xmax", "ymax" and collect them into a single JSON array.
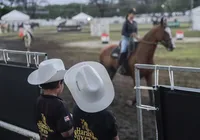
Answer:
[
  {"xmin": 139, "ymin": 37, "xmax": 172, "ymax": 47},
  {"xmin": 139, "ymin": 39, "xmax": 157, "ymax": 45}
]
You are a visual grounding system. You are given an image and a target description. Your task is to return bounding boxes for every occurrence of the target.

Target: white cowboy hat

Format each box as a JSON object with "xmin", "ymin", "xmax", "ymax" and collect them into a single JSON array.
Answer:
[
  {"xmin": 28, "ymin": 58, "xmax": 67, "ymax": 85},
  {"xmin": 64, "ymin": 61, "xmax": 115, "ymax": 113}
]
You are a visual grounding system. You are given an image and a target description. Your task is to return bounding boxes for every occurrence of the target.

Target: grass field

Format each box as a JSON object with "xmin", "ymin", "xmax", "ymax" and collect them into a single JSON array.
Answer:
[
  {"xmin": 37, "ymin": 23, "xmax": 200, "ymax": 41},
  {"xmin": 1, "ymin": 22, "xmax": 200, "ymax": 41},
  {"xmin": 1, "ymin": 23, "xmax": 200, "ymax": 69},
  {"xmin": 1, "ymin": 23, "xmax": 199, "ymax": 40}
]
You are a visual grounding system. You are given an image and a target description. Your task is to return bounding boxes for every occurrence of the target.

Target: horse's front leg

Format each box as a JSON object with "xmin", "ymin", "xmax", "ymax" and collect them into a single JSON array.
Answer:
[
  {"xmin": 126, "ymin": 69, "xmax": 137, "ymax": 106},
  {"xmin": 107, "ymin": 66, "xmax": 117, "ymax": 80}
]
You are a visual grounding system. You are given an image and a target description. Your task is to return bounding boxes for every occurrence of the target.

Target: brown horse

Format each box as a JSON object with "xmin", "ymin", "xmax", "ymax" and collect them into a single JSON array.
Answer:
[{"xmin": 99, "ymin": 17, "xmax": 175, "ymax": 106}]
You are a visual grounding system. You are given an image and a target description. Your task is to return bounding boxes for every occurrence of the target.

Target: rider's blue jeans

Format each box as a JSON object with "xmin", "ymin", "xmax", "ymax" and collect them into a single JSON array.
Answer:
[{"xmin": 120, "ymin": 36, "xmax": 130, "ymax": 53}]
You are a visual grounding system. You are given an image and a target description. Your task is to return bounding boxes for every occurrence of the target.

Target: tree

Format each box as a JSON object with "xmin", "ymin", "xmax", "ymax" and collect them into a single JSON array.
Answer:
[
  {"xmin": 0, "ymin": 5, "xmax": 13, "ymax": 18},
  {"xmin": 164, "ymin": 0, "xmax": 191, "ymax": 11},
  {"xmin": 89, "ymin": 0, "xmax": 116, "ymax": 17},
  {"xmin": 7, "ymin": 0, "xmax": 40, "ymax": 18}
]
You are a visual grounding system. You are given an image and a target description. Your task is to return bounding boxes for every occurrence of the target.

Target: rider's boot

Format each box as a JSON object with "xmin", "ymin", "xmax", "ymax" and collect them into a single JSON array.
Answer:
[{"xmin": 118, "ymin": 52, "xmax": 127, "ymax": 74}]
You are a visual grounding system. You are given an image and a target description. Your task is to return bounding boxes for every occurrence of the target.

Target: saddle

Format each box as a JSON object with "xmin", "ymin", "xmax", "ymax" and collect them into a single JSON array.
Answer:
[
  {"xmin": 111, "ymin": 41, "xmax": 121, "ymax": 58},
  {"xmin": 111, "ymin": 41, "xmax": 138, "ymax": 59},
  {"xmin": 111, "ymin": 41, "xmax": 138, "ymax": 75}
]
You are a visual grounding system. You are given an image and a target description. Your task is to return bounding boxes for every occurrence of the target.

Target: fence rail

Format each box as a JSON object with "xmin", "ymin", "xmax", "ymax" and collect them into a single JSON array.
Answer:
[
  {"xmin": 0, "ymin": 49, "xmax": 47, "ymax": 57},
  {"xmin": 134, "ymin": 64, "xmax": 200, "ymax": 140},
  {"xmin": 135, "ymin": 64, "xmax": 200, "ymax": 73},
  {"xmin": 0, "ymin": 120, "xmax": 40, "ymax": 140}
]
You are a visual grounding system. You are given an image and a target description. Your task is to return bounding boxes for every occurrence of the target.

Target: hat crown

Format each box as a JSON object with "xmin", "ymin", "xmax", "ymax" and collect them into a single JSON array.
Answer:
[
  {"xmin": 76, "ymin": 65, "xmax": 105, "ymax": 103},
  {"xmin": 28, "ymin": 58, "xmax": 66, "ymax": 85},
  {"xmin": 39, "ymin": 59, "xmax": 65, "ymax": 71},
  {"xmin": 38, "ymin": 59, "xmax": 65, "ymax": 77}
]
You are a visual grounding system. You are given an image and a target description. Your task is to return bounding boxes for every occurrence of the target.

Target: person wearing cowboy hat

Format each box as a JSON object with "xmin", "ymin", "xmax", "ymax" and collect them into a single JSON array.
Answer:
[
  {"xmin": 64, "ymin": 61, "xmax": 119, "ymax": 140},
  {"xmin": 27, "ymin": 58, "xmax": 73, "ymax": 140}
]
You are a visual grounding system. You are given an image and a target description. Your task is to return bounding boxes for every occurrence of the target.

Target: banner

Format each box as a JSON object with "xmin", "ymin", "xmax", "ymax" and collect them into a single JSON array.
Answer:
[
  {"xmin": 155, "ymin": 86, "xmax": 200, "ymax": 140},
  {"xmin": 0, "ymin": 61, "xmax": 40, "ymax": 140}
]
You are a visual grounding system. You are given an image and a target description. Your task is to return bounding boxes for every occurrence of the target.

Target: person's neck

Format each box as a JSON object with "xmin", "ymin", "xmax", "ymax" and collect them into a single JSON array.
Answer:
[
  {"xmin": 43, "ymin": 90, "xmax": 58, "ymax": 96},
  {"xmin": 128, "ymin": 19, "xmax": 133, "ymax": 23}
]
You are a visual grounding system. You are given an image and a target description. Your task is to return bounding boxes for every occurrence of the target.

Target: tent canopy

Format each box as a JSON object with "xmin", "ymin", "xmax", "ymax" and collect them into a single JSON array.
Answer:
[
  {"xmin": 72, "ymin": 12, "xmax": 92, "ymax": 21},
  {"xmin": 192, "ymin": 6, "xmax": 200, "ymax": 12},
  {"xmin": 55, "ymin": 16, "xmax": 62, "ymax": 21},
  {"xmin": 1, "ymin": 10, "xmax": 30, "ymax": 21}
]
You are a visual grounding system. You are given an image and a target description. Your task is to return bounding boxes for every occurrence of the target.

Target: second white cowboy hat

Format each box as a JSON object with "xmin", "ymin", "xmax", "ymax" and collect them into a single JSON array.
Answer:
[
  {"xmin": 28, "ymin": 58, "xmax": 67, "ymax": 85},
  {"xmin": 64, "ymin": 61, "xmax": 115, "ymax": 113}
]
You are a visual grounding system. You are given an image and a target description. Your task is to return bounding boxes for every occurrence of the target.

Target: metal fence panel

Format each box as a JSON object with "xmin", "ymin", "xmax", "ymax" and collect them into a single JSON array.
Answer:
[{"xmin": 0, "ymin": 61, "xmax": 40, "ymax": 140}]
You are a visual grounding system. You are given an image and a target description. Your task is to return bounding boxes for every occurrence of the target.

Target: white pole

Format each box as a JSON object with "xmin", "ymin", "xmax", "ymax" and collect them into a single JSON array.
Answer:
[
  {"xmin": 0, "ymin": 120, "xmax": 40, "ymax": 140},
  {"xmin": 190, "ymin": 0, "xmax": 194, "ymax": 29}
]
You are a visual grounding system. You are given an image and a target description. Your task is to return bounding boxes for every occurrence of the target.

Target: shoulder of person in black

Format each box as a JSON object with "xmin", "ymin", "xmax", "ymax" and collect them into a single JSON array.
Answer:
[
  {"xmin": 72, "ymin": 105, "xmax": 118, "ymax": 140},
  {"xmin": 125, "ymin": 19, "xmax": 137, "ymax": 29},
  {"xmin": 36, "ymin": 95, "xmax": 73, "ymax": 140},
  {"xmin": 122, "ymin": 19, "xmax": 138, "ymax": 37}
]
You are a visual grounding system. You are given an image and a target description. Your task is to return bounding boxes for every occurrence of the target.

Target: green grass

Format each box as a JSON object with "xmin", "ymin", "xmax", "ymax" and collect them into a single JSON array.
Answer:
[
  {"xmin": 156, "ymin": 43, "xmax": 200, "ymax": 59},
  {"xmin": 40, "ymin": 32, "xmax": 98, "ymax": 43},
  {"xmin": 36, "ymin": 23, "xmax": 200, "ymax": 41}
]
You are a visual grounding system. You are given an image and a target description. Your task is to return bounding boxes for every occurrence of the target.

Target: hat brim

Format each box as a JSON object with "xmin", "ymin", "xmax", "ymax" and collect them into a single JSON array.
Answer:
[
  {"xmin": 28, "ymin": 69, "xmax": 67, "ymax": 85},
  {"xmin": 64, "ymin": 61, "xmax": 114, "ymax": 113}
]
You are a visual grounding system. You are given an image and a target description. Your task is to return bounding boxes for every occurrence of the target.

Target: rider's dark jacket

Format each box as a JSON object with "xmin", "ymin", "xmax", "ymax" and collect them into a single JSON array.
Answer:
[{"xmin": 121, "ymin": 20, "xmax": 138, "ymax": 38}]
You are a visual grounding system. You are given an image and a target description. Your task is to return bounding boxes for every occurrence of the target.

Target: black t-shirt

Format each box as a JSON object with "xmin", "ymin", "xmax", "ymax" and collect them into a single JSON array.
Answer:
[
  {"xmin": 36, "ymin": 95, "xmax": 73, "ymax": 140},
  {"xmin": 73, "ymin": 105, "xmax": 118, "ymax": 140},
  {"xmin": 122, "ymin": 20, "xmax": 138, "ymax": 37}
]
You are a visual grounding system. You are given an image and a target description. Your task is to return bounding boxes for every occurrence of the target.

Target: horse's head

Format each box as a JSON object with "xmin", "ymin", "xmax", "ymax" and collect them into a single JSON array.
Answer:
[{"xmin": 156, "ymin": 17, "xmax": 175, "ymax": 51}]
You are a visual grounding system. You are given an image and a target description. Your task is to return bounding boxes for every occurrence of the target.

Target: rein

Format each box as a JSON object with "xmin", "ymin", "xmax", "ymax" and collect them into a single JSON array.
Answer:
[{"xmin": 139, "ymin": 39, "xmax": 157, "ymax": 45}]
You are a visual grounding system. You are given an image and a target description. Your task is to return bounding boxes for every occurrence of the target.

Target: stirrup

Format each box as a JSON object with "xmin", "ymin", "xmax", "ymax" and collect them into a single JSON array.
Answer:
[
  {"xmin": 119, "ymin": 65, "xmax": 126, "ymax": 74},
  {"xmin": 112, "ymin": 53, "xmax": 118, "ymax": 58}
]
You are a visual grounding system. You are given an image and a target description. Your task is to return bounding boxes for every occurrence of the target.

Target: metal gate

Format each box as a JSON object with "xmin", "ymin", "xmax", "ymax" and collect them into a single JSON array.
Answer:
[
  {"xmin": 0, "ymin": 49, "xmax": 47, "ymax": 140},
  {"xmin": 135, "ymin": 64, "xmax": 200, "ymax": 140}
]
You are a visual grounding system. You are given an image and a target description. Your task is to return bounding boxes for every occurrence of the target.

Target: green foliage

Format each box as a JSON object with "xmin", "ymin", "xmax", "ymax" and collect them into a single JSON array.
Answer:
[
  {"xmin": 0, "ymin": 6, "xmax": 13, "ymax": 18},
  {"xmin": 3, "ymin": 0, "xmax": 200, "ymax": 18}
]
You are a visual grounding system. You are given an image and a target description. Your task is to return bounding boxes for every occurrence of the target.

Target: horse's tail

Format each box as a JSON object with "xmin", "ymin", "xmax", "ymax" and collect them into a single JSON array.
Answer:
[{"xmin": 99, "ymin": 44, "xmax": 119, "ymax": 79}]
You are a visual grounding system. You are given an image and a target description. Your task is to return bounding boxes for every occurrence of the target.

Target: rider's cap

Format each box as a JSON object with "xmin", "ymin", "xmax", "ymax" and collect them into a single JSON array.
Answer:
[{"xmin": 128, "ymin": 8, "xmax": 136, "ymax": 14}]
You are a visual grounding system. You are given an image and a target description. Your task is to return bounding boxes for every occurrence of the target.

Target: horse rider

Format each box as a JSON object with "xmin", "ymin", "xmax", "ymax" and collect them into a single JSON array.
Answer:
[
  {"xmin": 119, "ymin": 8, "xmax": 141, "ymax": 74},
  {"xmin": 23, "ymin": 22, "xmax": 33, "ymax": 38}
]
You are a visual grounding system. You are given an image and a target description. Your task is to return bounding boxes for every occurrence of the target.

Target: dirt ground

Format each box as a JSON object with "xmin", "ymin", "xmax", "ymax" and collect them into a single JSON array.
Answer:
[{"xmin": 0, "ymin": 36, "xmax": 156, "ymax": 140}]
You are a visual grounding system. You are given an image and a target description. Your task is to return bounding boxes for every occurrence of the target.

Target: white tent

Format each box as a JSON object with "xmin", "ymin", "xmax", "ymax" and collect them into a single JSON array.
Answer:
[
  {"xmin": 1, "ymin": 10, "xmax": 30, "ymax": 21},
  {"xmin": 192, "ymin": 6, "xmax": 200, "ymax": 30},
  {"xmin": 72, "ymin": 12, "xmax": 92, "ymax": 23},
  {"xmin": 55, "ymin": 16, "xmax": 62, "ymax": 21}
]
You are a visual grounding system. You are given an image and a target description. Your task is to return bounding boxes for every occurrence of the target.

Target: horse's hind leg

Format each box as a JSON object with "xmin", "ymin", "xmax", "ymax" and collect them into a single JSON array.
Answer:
[
  {"xmin": 107, "ymin": 67, "xmax": 117, "ymax": 80},
  {"xmin": 145, "ymin": 74, "xmax": 154, "ymax": 106}
]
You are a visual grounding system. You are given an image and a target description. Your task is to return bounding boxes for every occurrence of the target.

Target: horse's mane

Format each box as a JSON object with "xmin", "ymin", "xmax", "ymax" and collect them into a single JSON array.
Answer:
[
  {"xmin": 128, "ymin": 25, "xmax": 160, "ymax": 57},
  {"xmin": 142, "ymin": 25, "xmax": 160, "ymax": 41}
]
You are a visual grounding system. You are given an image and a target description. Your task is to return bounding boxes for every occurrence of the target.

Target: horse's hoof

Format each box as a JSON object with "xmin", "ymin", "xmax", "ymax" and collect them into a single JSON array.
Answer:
[{"xmin": 126, "ymin": 100, "xmax": 134, "ymax": 107}]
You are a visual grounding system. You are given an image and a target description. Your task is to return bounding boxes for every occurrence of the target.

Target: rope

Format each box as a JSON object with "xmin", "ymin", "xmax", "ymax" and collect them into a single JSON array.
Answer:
[
  {"xmin": 6, "ymin": 52, "xmax": 10, "ymax": 61},
  {"xmin": 26, "ymin": 51, "xmax": 30, "ymax": 67},
  {"xmin": 3, "ymin": 49, "xmax": 7, "ymax": 64},
  {"xmin": 168, "ymin": 65, "xmax": 175, "ymax": 90},
  {"xmin": 154, "ymin": 65, "xmax": 159, "ymax": 87},
  {"xmin": 139, "ymin": 39, "xmax": 157, "ymax": 45},
  {"xmin": 33, "ymin": 54, "xmax": 39, "ymax": 67}
]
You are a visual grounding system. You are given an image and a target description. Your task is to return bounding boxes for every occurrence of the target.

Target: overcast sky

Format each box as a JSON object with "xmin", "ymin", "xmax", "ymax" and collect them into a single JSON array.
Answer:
[{"xmin": 48, "ymin": 0, "xmax": 89, "ymax": 5}]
